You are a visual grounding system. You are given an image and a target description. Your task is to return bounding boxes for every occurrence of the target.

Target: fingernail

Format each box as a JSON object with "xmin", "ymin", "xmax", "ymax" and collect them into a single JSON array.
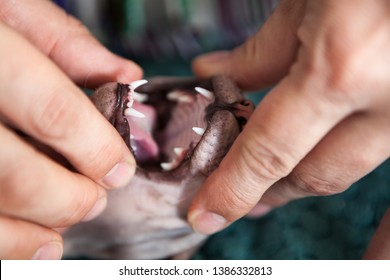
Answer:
[
  {"xmin": 53, "ymin": 227, "xmax": 69, "ymax": 234},
  {"xmin": 32, "ymin": 241, "xmax": 63, "ymax": 260},
  {"xmin": 82, "ymin": 196, "xmax": 107, "ymax": 222},
  {"xmin": 246, "ymin": 203, "xmax": 272, "ymax": 218},
  {"xmin": 194, "ymin": 51, "xmax": 232, "ymax": 76},
  {"xmin": 189, "ymin": 211, "xmax": 229, "ymax": 235},
  {"xmin": 102, "ymin": 160, "xmax": 134, "ymax": 189},
  {"xmin": 197, "ymin": 51, "xmax": 231, "ymax": 63}
]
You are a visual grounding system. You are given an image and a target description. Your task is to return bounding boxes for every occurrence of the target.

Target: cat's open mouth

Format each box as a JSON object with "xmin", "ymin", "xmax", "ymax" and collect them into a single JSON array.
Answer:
[
  {"xmin": 64, "ymin": 76, "xmax": 255, "ymax": 259},
  {"xmin": 91, "ymin": 76, "xmax": 254, "ymax": 176}
]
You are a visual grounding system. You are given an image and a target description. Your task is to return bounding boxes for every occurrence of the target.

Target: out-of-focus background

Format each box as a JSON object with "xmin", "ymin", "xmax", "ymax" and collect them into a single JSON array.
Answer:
[
  {"xmin": 55, "ymin": 0, "xmax": 277, "ymax": 106},
  {"xmin": 56, "ymin": 0, "xmax": 390, "ymax": 259},
  {"xmin": 54, "ymin": 0, "xmax": 276, "ymax": 58}
]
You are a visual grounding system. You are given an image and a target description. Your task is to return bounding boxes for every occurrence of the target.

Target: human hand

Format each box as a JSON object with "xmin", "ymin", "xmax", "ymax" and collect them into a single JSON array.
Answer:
[
  {"xmin": 0, "ymin": 0, "xmax": 142, "ymax": 259},
  {"xmin": 189, "ymin": 0, "xmax": 390, "ymax": 258}
]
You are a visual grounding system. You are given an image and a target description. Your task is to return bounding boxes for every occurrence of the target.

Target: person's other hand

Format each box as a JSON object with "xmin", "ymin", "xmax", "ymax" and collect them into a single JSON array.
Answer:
[
  {"xmin": 189, "ymin": 0, "xmax": 390, "ymax": 258},
  {"xmin": 0, "ymin": 0, "xmax": 142, "ymax": 259}
]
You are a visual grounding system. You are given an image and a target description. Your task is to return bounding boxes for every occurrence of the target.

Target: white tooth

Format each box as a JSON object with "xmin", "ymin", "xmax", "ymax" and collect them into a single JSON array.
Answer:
[
  {"xmin": 130, "ymin": 134, "xmax": 135, "ymax": 139},
  {"xmin": 195, "ymin": 87, "xmax": 214, "ymax": 100},
  {"xmin": 167, "ymin": 91, "xmax": 193, "ymax": 103},
  {"xmin": 129, "ymin": 80, "xmax": 148, "ymax": 91},
  {"xmin": 124, "ymin": 107, "xmax": 145, "ymax": 118},
  {"xmin": 192, "ymin": 127, "xmax": 205, "ymax": 136},
  {"xmin": 161, "ymin": 162, "xmax": 175, "ymax": 171},
  {"xmin": 178, "ymin": 95, "xmax": 193, "ymax": 103},
  {"xmin": 133, "ymin": 92, "xmax": 148, "ymax": 103},
  {"xmin": 173, "ymin": 147, "xmax": 185, "ymax": 156},
  {"xmin": 167, "ymin": 91, "xmax": 182, "ymax": 101},
  {"xmin": 126, "ymin": 101, "xmax": 134, "ymax": 108}
]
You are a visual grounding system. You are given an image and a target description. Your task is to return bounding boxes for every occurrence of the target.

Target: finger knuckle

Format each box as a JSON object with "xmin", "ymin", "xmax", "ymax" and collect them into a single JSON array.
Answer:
[
  {"xmin": 302, "ymin": 22, "xmax": 387, "ymax": 108},
  {"xmin": 239, "ymin": 135, "xmax": 293, "ymax": 183},
  {"xmin": 30, "ymin": 88, "xmax": 80, "ymax": 140},
  {"xmin": 46, "ymin": 12, "xmax": 91, "ymax": 58},
  {"xmin": 323, "ymin": 47, "xmax": 368, "ymax": 103},
  {"xmin": 221, "ymin": 183, "xmax": 256, "ymax": 215},
  {"xmin": 82, "ymin": 138, "xmax": 122, "ymax": 178},
  {"xmin": 290, "ymin": 170, "xmax": 346, "ymax": 196},
  {"xmin": 0, "ymin": 156, "xmax": 36, "ymax": 210},
  {"xmin": 66, "ymin": 14, "xmax": 91, "ymax": 36}
]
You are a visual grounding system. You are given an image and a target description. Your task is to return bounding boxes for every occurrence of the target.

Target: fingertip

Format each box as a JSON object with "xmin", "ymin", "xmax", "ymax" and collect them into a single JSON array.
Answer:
[
  {"xmin": 81, "ymin": 54, "xmax": 144, "ymax": 88},
  {"xmin": 246, "ymin": 203, "xmax": 272, "ymax": 218},
  {"xmin": 113, "ymin": 56, "xmax": 144, "ymax": 83},
  {"xmin": 192, "ymin": 49, "xmax": 262, "ymax": 90},
  {"xmin": 30, "ymin": 226, "xmax": 64, "ymax": 260},
  {"xmin": 192, "ymin": 51, "xmax": 232, "ymax": 77},
  {"xmin": 32, "ymin": 241, "xmax": 63, "ymax": 260},
  {"xmin": 101, "ymin": 158, "xmax": 136, "ymax": 189},
  {"xmin": 188, "ymin": 137, "xmax": 269, "ymax": 230},
  {"xmin": 188, "ymin": 171, "xmax": 238, "ymax": 235},
  {"xmin": 0, "ymin": 216, "xmax": 64, "ymax": 259},
  {"xmin": 81, "ymin": 195, "xmax": 107, "ymax": 222},
  {"xmin": 188, "ymin": 210, "xmax": 229, "ymax": 235}
]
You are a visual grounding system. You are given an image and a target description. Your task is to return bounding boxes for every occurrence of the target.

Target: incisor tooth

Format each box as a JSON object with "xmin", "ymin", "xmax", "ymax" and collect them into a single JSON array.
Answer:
[
  {"xmin": 133, "ymin": 92, "xmax": 148, "ymax": 103},
  {"xmin": 167, "ymin": 91, "xmax": 181, "ymax": 100},
  {"xmin": 177, "ymin": 95, "xmax": 193, "ymax": 103},
  {"xmin": 173, "ymin": 147, "xmax": 185, "ymax": 156},
  {"xmin": 195, "ymin": 87, "xmax": 214, "ymax": 100},
  {"xmin": 124, "ymin": 107, "xmax": 145, "ymax": 118},
  {"xmin": 161, "ymin": 162, "xmax": 175, "ymax": 171},
  {"xmin": 129, "ymin": 80, "xmax": 148, "ymax": 91},
  {"xmin": 126, "ymin": 101, "xmax": 134, "ymax": 108},
  {"xmin": 192, "ymin": 127, "xmax": 205, "ymax": 136},
  {"xmin": 167, "ymin": 91, "xmax": 193, "ymax": 103}
]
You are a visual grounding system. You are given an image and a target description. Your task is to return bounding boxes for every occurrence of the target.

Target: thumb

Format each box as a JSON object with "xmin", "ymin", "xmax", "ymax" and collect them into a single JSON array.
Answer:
[{"xmin": 192, "ymin": 0, "xmax": 305, "ymax": 90}]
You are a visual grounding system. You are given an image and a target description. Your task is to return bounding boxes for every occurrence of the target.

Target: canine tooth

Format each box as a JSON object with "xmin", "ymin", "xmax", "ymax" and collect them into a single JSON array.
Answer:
[
  {"xmin": 161, "ymin": 162, "xmax": 175, "ymax": 171},
  {"xmin": 195, "ymin": 87, "xmax": 214, "ymax": 100},
  {"xmin": 124, "ymin": 107, "xmax": 145, "ymax": 118},
  {"xmin": 192, "ymin": 127, "xmax": 205, "ymax": 136},
  {"xmin": 129, "ymin": 80, "xmax": 148, "ymax": 91},
  {"xmin": 133, "ymin": 92, "xmax": 148, "ymax": 103}
]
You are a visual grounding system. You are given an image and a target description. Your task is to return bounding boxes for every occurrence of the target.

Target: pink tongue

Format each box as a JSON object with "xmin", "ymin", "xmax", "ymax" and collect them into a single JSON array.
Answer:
[{"xmin": 126, "ymin": 102, "xmax": 159, "ymax": 162}]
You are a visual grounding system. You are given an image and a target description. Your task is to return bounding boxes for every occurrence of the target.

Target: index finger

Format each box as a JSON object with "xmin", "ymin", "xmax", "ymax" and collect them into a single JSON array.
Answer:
[
  {"xmin": 0, "ymin": 0, "xmax": 143, "ymax": 87},
  {"xmin": 0, "ymin": 22, "xmax": 135, "ymax": 189}
]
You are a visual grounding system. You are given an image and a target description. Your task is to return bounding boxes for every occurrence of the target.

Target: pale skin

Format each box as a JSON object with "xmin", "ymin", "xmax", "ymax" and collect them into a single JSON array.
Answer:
[
  {"xmin": 189, "ymin": 0, "xmax": 390, "ymax": 259},
  {"xmin": 0, "ymin": 0, "xmax": 142, "ymax": 259}
]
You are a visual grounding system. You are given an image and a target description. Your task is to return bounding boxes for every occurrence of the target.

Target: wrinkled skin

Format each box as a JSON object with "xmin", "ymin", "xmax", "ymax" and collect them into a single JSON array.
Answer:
[{"xmin": 63, "ymin": 76, "xmax": 254, "ymax": 259}]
